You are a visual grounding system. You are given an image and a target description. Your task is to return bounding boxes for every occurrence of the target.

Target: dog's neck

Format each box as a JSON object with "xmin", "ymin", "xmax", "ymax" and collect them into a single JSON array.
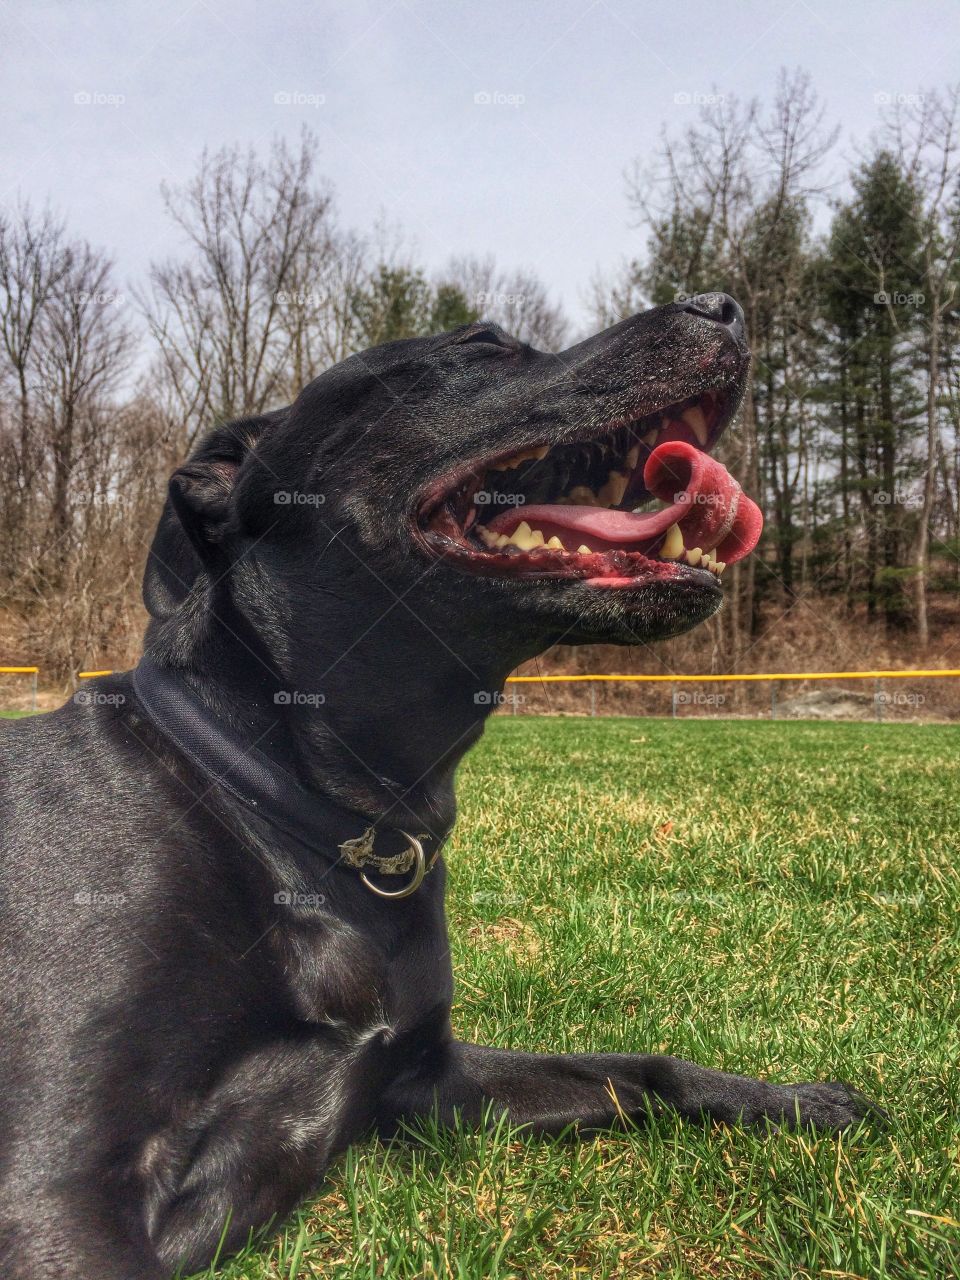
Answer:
[{"xmin": 144, "ymin": 580, "xmax": 532, "ymax": 834}]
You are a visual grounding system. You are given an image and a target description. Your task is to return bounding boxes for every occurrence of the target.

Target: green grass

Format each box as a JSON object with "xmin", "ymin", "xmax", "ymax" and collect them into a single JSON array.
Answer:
[{"xmin": 183, "ymin": 717, "xmax": 957, "ymax": 1277}]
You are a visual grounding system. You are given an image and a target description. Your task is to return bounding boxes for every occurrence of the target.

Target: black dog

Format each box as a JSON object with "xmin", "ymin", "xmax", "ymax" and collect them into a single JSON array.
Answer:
[{"xmin": 0, "ymin": 295, "xmax": 873, "ymax": 1279}]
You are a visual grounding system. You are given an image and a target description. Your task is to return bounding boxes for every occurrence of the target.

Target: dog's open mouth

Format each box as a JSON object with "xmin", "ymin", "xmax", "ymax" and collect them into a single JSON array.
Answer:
[{"xmin": 416, "ymin": 388, "xmax": 763, "ymax": 587}]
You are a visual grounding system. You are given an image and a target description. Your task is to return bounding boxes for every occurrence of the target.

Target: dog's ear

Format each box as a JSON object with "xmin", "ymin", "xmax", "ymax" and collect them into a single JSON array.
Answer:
[
  {"xmin": 167, "ymin": 457, "xmax": 240, "ymax": 560},
  {"xmin": 143, "ymin": 413, "xmax": 282, "ymax": 621}
]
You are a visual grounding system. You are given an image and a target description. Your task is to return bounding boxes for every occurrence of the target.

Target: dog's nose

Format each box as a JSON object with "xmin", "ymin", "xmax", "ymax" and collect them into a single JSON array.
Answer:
[{"xmin": 680, "ymin": 293, "xmax": 745, "ymax": 340}]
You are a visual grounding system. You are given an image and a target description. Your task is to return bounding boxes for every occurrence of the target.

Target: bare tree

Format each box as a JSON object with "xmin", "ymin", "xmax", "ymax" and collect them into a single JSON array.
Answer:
[
  {"xmin": 0, "ymin": 207, "xmax": 71, "ymax": 554},
  {"xmin": 140, "ymin": 131, "xmax": 335, "ymax": 444},
  {"xmin": 585, "ymin": 261, "xmax": 647, "ymax": 329},
  {"xmin": 886, "ymin": 84, "xmax": 960, "ymax": 647},
  {"xmin": 35, "ymin": 245, "xmax": 133, "ymax": 574},
  {"xmin": 440, "ymin": 254, "xmax": 569, "ymax": 349},
  {"xmin": 276, "ymin": 223, "xmax": 369, "ymax": 393},
  {"xmin": 0, "ymin": 211, "xmax": 132, "ymax": 591}
]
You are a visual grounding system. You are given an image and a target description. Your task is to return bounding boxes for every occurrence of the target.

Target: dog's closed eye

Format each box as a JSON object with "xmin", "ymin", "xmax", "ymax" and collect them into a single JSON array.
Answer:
[{"xmin": 453, "ymin": 326, "xmax": 515, "ymax": 350}]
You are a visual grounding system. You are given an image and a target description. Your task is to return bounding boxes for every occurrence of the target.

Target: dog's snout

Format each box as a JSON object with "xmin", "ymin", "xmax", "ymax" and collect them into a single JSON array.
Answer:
[{"xmin": 680, "ymin": 293, "xmax": 745, "ymax": 340}]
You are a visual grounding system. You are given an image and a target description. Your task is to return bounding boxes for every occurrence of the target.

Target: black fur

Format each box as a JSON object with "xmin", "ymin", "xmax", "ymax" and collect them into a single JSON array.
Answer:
[{"xmin": 0, "ymin": 298, "xmax": 876, "ymax": 1279}]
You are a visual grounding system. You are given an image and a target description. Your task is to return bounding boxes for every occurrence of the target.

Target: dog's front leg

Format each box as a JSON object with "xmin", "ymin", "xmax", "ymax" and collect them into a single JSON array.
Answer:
[{"xmin": 379, "ymin": 1041, "xmax": 874, "ymax": 1135}]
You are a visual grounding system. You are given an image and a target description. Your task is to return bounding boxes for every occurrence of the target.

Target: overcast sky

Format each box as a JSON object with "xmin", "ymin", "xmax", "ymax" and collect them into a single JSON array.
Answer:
[{"xmin": 3, "ymin": 0, "xmax": 959, "ymax": 332}]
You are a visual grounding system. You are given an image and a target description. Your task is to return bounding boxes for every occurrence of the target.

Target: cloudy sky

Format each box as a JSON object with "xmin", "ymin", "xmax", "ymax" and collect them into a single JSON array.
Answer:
[{"xmin": 3, "ymin": 0, "xmax": 958, "ymax": 331}]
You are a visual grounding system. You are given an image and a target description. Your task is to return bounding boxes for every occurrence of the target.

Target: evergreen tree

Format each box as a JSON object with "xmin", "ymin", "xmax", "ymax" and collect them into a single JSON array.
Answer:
[{"xmin": 821, "ymin": 151, "xmax": 925, "ymax": 629}]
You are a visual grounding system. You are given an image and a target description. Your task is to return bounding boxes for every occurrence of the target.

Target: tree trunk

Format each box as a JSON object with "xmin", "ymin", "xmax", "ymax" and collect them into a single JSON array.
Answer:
[{"xmin": 914, "ymin": 289, "xmax": 940, "ymax": 649}]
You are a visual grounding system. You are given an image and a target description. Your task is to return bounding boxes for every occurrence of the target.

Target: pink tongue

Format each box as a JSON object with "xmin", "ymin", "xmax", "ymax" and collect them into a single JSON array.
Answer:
[{"xmin": 487, "ymin": 440, "xmax": 763, "ymax": 564}]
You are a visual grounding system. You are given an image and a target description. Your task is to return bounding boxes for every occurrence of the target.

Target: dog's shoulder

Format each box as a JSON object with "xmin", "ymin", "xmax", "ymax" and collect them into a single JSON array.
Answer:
[{"xmin": 0, "ymin": 675, "xmax": 155, "ymax": 847}]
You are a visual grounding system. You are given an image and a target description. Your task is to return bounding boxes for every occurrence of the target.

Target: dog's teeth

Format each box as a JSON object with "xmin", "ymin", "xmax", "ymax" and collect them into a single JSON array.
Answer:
[
  {"xmin": 681, "ymin": 404, "xmax": 709, "ymax": 447},
  {"xmin": 685, "ymin": 546, "xmax": 702, "ymax": 566},
  {"xmin": 625, "ymin": 444, "xmax": 640, "ymax": 472},
  {"xmin": 597, "ymin": 471, "xmax": 628, "ymax": 507},
  {"xmin": 714, "ymin": 560, "xmax": 726, "ymax": 574},
  {"xmin": 660, "ymin": 523, "xmax": 684, "ymax": 560},
  {"xmin": 577, "ymin": 544, "xmax": 591, "ymax": 554},
  {"xmin": 506, "ymin": 521, "xmax": 547, "ymax": 550},
  {"xmin": 477, "ymin": 526, "xmax": 498, "ymax": 547},
  {"xmin": 489, "ymin": 445, "xmax": 549, "ymax": 471},
  {"xmin": 495, "ymin": 533, "xmax": 511, "ymax": 547},
  {"xmin": 546, "ymin": 535, "xmax": 564, "ymax": 550},
  {"xmin": 567, "ymin": 485, "xmax": 600, "ymax": 506}
]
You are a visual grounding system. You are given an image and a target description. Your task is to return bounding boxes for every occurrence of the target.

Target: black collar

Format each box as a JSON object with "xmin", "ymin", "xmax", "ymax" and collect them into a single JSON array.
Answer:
[{"xmin": 131, "ymin": 657, "xmax": 447, "ymax": 898}]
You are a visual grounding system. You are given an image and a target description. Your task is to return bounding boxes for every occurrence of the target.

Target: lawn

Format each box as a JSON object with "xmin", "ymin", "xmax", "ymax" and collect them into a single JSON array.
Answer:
[{"xmin": 176, "ymin": 717, "xmax": 955, "ymax": 1277}]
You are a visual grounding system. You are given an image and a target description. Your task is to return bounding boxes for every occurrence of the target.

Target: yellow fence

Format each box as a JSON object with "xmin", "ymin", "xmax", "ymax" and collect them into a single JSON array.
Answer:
[
  {"xmin": 503, "ymin": 668, "xmax": 960, "ymax": 719},
  {"xmin": 5, "ymin": 666, "xmax": 960, "ymax": 720}
]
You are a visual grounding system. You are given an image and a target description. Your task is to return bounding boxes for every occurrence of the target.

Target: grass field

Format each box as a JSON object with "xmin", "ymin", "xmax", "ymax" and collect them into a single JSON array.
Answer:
[{"xmin": 139, "ymin": 717, "xmax": 956, "ymax": 1275}]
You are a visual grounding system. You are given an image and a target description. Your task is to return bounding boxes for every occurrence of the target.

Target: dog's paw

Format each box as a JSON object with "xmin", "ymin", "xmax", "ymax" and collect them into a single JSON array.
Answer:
[{"xmin": 776, "ymin": 1080, "xmax": 886, "ymax": 1132}]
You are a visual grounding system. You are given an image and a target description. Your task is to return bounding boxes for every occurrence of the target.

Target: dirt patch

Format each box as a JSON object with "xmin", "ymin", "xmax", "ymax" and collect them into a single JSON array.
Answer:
[
  {"xmin": 466, "ymin": 917, "xmax": 541, "ymax": 962},
  {"xmin": 776, "ymin": 687, "xmax": 879, "ymax": 720}
]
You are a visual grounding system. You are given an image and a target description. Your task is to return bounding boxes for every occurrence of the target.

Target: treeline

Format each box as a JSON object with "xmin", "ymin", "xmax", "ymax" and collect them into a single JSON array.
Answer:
[{"xmin": 2, "ymin": 69, "xmax": 959, "ymax": 677}]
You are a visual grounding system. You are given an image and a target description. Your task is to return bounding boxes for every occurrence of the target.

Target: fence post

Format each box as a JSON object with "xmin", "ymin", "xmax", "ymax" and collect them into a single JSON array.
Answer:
[
  {"xmin": 875, "ymin": 677, "xmax": 883, "ymax": 722},
  {"xmin": 589, "ymin": 683, "xmax": 596, "ymax": 718},
  {"xmin": 32, "ymin": 669, "xmax": 37, "ymax": 713},
  {"xmin": 671, "ymin": 684, "xmax": 677, "ymax": 718},
  {"xmin": 770, "ymin": 680, "xmax": 777, "ymax": 720}
]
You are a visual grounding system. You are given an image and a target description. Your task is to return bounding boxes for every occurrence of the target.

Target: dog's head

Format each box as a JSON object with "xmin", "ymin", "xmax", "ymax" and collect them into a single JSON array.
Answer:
[{"xmin": 145, "ymin": 294, "xmax": 760, "ymax": 670}]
